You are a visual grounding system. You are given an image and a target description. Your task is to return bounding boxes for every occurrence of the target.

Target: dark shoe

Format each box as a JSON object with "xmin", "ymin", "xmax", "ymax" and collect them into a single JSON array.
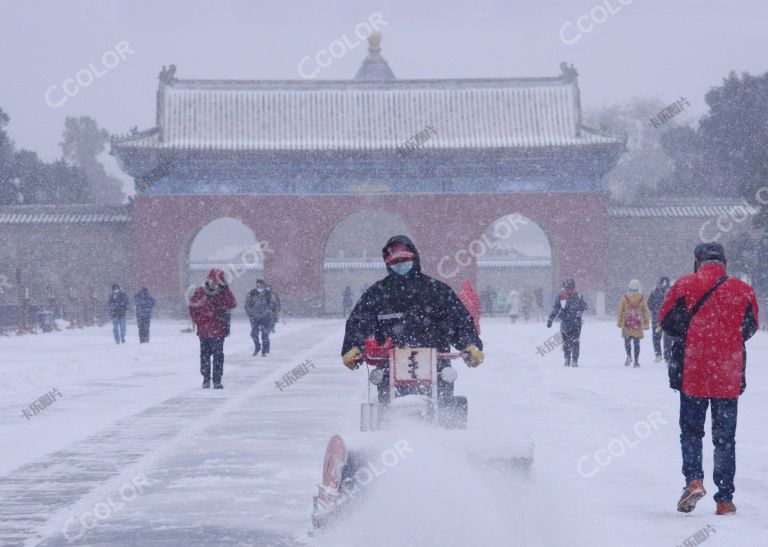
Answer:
[
  {"xmin": 564, "ymin": 359, "xmax": 570, "ymax": 367},
  {"xmin": 677, "ymin": 480, "xmax": 706, "ymax": 513},
  {"xmin": 253, "ymin": 348, "xmax": 259, "ymax": 356},
  {"xmin": 634, "ymin": 361, "xmax": 640, "ymax": 368},
  {"xmin": 202, "ymin": 378, "xmax": 211, "ymax": 389},
  {"xmin": 262, "ymin": 351, "xmax": 268, "ymax": 357},
  {"xmin": 715, "ymin": 501, "xmax": 737, "ymax": 515},
  {"xmin": 213, "ymin": 382, "xmax": 223, "ymax": 389}
]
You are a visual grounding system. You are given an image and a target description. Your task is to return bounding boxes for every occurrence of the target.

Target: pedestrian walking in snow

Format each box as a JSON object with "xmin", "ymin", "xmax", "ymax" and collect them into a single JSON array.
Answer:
[
  {"xmin": 134, "ymin": 287, "xmax": 155, "ymax": 343},
  {"xmin": 659, "ymin": 242, "xmax": 758, "ymax": 516},
  {"xmin": 246, "ymin": 279, "xmax": 277, "ymax": 357},
  {"xmin": 648, "ymin": 276, "xmax": 672, "ymax": 362},
  {"xmin": 616, "ymin": 279, "xmax": 650, "ymax": 367},
  {"xmin": 189, "ymin": 269, "xmax": 236, "ymax": 389},
  {"xmin": 521, "ymin": 289, "xmax": 533, "ymax": 322},
  {"xmin": 534, "ymin": 287, "xmax": 545, "ymax": 322},
  {"xmin": 495, "ymin": 289, "xmax": 507, "ymax": 316},
  {"xmin": 342, "ymin": 285, "xmax": 353, "ymax": 317},
  {"xmin": 268, "ymin": 284, "xmax": 281, "ymax": 332},
  {"xmin": 547, "ymin": 278, "xmax": 588, "ymax": 367},
  {"xmin": 108, "ymin": 284, "xmax": 129, "ymax": 344},
  {"xmin": 507, "ymin": 289, "xmax": 521, "ymax": 323}
]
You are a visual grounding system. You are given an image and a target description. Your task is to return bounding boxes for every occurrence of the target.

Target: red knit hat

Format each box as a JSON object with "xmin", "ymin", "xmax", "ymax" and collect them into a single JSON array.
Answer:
[
  {"xmin": 384, "ymin": 243, "xmax": 415, "ymax": 265},
  {"xmin": 208, "ymin": 268, "xmax": 226, "ymax": 282}
]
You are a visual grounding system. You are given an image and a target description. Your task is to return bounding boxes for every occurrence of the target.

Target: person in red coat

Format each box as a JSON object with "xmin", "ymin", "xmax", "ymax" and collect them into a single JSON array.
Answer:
[
  {"xmin": 457, "ymin": 280, "xmax": 482, "ymax": 335},
  {"xmin": 659, "ymin": 242, "xmax": 758, "ymax": 516},
  {"xmin": 189, "ymin": 269, "xmax": 237, "ymax": 389}
]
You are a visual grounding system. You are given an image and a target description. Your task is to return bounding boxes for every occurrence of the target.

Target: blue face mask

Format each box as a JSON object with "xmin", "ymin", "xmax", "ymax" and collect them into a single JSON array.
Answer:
[
  {"xmin": 256, "ymin": 287, "xmax": 265, "ymax": 293},
  {"xmin": 391, "ymin": 261, "xmax": 414, "ymax": 276}
]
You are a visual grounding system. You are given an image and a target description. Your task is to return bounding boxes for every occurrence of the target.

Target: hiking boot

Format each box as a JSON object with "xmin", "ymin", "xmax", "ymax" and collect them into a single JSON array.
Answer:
[
  {"xmin": 213, "ymin": 382, "xmax": 223, "ymax": 389},
  {"xmin": 202, "ymin": 378, "xmax": 210, "ymax": 389},
  {"xmin": 677, "ymin": 480, "xmax": 706, "ymax": 513},
  {"xmin": 715, "ymin": 501, "xmax": 737, "ymax": 515}
]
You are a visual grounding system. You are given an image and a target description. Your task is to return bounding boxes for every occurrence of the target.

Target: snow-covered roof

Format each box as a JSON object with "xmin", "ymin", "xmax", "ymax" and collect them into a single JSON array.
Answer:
[
  {"xmin": 0, "ymin": 206, "xmax": 131, "ymax": 225},
  {"xmin": 607, "ymin": 203, "xmax": 758, "ymax": 218},
  {"xmin": 113, "ymin": 71, "xmax": 622, "ymax": 152},
  {"xmin": 476, "ymin": 259, "xmax": 552, "ymax": 268}
]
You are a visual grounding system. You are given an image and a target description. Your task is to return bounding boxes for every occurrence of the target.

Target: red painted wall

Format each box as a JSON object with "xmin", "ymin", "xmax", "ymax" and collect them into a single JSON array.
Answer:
[{"xmin": 133, "ymin": 192, "xmax": 607, "ymax": 313}]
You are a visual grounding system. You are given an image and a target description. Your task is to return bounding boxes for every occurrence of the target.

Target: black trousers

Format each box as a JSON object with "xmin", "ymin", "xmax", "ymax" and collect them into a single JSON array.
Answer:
[
  {"xmin": 200, "ymin": 338, "xmax": 225, "ymax": 382},
  {"xmin": 562, "ymin": 324, "xmax": 582, "ymax": 363},
  {"xmin": 624, "ymin": 336, "xmax": 641, "ymax": 360},
  {"xmin": 137, "ymin": 318, "xmax": 151, "ymax": 343},
  {"xmin": 249, "ymin": 317, "xmax": 271, "ymax": 354},
  {"xmin": 680, "ymin": 393, "xmax": 738, "ymax": 503}
]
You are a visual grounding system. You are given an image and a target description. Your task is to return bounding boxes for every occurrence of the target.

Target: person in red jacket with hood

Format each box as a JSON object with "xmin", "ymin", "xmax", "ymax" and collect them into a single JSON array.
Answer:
[
  {"xmin": 189, "ymin": 269, "xmax": 237, "ymax": 389},
  {"xmin": 659, "ymin": 242, "xmax": 758, "ymax": 516}
]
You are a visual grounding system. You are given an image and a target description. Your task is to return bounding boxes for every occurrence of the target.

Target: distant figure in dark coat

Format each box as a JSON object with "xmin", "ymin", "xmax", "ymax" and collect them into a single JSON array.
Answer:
[
  {"xmin": 246, "ymin": 279, "xmax": 278, "ymax": 357},
  {"xmin": 108, "ymin": 284, "xmax": 129, "ymax": 344},
  {"xmin": 134, "ymin": 287, "xmax": 155, "ymax": 343},
  {"xmin": 547, "ymin": 278, "xmax": 588, "ymax": 367},
  {"xmin": 647, "ymin": 276, "xmax": 672, "ymax": 363},
  {"xmin": 342, "ymin": 286, "xmax": 353, "ymax": 317}
]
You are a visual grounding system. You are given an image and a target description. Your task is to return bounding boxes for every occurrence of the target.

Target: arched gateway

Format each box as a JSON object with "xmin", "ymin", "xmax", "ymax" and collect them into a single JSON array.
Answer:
[{"xmin": 112, "ymin": 36, "xmax": 623, "ymax": 315}]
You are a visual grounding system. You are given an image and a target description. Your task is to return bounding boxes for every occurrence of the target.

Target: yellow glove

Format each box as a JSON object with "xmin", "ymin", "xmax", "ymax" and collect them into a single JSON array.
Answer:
[
  {"xmin": 464, "ymin": 344, "xmax": 484, "ymax": 368},
  {"xmin": 342, "ymin": 347, "xmax": 362, "ymax": 370}
]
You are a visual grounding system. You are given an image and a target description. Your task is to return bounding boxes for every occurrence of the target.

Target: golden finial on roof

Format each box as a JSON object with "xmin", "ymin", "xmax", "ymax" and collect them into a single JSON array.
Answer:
[{"xmin": 367, "ymin": 32, "xmax": 383, "ymax": 61}]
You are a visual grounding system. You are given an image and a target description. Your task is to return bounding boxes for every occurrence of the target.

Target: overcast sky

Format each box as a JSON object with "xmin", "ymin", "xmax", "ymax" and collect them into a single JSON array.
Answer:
[{"xmin": 1, "ymin": 0, "xmax": 766, "ymax": 194}]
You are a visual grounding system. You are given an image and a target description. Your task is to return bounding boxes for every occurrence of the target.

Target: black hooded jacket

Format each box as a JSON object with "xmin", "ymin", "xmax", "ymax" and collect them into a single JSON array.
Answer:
[
  {"xmin": 341, "ymin": 236, "xmax": 482, "ymax": 355},
  {"xmin": 647, "ymin": 277, "xmax": 670, "ymax": 317}
]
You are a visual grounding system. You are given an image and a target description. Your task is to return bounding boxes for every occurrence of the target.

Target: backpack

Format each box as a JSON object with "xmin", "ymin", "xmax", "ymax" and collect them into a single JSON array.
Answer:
[
  {"xmin": 623, "ymin": 296, "xmax": 643, "ymax": 330},
  {"xmin": 666, "ymin": 276, "xmax": 729, "ymax": 391}
]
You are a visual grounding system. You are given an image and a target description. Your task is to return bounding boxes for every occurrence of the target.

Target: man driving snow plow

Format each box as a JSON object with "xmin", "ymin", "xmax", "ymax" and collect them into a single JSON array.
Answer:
[
  {"xmin": 312, "ymin": 236, "xmax": 532, "ymax": 529},
  {"xmin": 341, "ymin": 235, "xmax": 484, "ymax": 404}
]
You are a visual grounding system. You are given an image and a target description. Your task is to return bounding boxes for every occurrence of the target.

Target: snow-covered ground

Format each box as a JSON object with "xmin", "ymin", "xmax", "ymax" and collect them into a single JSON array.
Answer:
[{"xmin": 2, "ymin": 317, "xmax": 767, "ymax": 546}]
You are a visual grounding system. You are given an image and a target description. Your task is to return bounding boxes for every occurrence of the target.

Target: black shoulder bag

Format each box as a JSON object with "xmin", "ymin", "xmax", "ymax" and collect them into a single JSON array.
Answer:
[{"xmin": 667, "ymin": 276, "xmax": 728, "ymax": 390}]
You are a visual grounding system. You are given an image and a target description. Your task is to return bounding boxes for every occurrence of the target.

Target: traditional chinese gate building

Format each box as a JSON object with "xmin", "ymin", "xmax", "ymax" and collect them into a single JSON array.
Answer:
[{"xmin": 112, "ymin": 35, "xmax": 625, "ymax": 315}]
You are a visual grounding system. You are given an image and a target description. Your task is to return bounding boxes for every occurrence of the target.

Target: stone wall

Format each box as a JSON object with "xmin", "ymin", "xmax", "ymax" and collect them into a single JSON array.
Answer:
[{"xmin": 0, "ymin": 205, "xmax": 132, "ymax": 320}]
